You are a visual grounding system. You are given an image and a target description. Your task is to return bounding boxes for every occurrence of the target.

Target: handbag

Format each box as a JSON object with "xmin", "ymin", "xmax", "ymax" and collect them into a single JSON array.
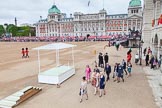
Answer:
[{"xmin": 91, "ymin": 78, "xmax": 97, "ymax": 86}]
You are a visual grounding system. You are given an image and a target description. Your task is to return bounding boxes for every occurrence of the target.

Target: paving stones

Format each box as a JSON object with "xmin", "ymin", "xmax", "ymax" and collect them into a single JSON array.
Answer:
[{"xmin": 144, "ymin": 67, "xmax": 162, "ymax": 107}]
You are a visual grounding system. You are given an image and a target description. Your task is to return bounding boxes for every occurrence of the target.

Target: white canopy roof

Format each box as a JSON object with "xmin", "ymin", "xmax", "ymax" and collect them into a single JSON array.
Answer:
[{"xmin": 33, "ymin": 43, "xmax": 76, "ymax": 50}]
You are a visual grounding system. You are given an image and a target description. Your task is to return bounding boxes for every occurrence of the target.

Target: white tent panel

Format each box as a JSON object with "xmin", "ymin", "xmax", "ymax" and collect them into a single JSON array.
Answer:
[
  {"xmin": 33, "ymin": 43, "xmax": 76, "ymax": 50},
  {"xmin": 33, "ymin": 42, "xmax": 76, "ymax": 85}
]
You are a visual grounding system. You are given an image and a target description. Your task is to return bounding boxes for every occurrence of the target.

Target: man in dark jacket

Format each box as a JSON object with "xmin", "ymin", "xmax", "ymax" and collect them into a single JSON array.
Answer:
[
  {"xmin": 117, "ymin": 64, "xmax": 124, "ymax": 83},
  {"xmin": 98, "ymin": 53, "xmax": 104, "ymax": 68},
  {"xmin": 104, "ymin": 53, "xmax": 109, "ymax": 66},
  {"xmin": 145, "ymin": 53, "xmax": 149, "ymax": 66},
  {"xmin": 104, "ymin": 63, "xmax": 111, "ymax": 81},
  {"xmin": 122, "ymin": 59, "xmax": 127, "ymax": 75}
]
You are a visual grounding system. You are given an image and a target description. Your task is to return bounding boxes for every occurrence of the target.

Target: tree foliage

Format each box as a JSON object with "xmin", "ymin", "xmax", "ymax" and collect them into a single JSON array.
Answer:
[
  {"xmin": 0, "ymin": 25, "xmax": 5, "ymax": 36},
  {"xmin": 3, "ymin": 24, "xmax": 35, "ymax": 37}
]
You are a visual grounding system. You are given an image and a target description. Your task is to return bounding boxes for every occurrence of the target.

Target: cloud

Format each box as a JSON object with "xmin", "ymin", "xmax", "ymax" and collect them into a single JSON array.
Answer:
[{"xmin": 0, "ymin": 0, "xmax": 143, "ymax": 25}]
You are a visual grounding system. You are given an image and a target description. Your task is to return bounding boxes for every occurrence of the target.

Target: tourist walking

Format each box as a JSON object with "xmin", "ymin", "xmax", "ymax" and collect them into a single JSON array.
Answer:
[
  {"xmin": 150, "ymin": 55, "xmax": 154, "ymax": 69},
  {"xmin": 79, "ymin": 76, "xmax": 88, "ymax": 103},
  {"xmin": 85, "ymin": 65, "xmax": 91, "ymax": 83},
  {"xmin": 135, "ymin": 53, "xmax": 139, "ymax": 65},
  {"xmin": 117, "ymin": 64, "xmax": 124, "ymax": 83},
  {"xmin": 148, "ymin": 47, "xmax": 151, "ymax": 54},
  {"xmin": 127, "ymin": 62, "xmax": 132, "ymax": 77},
  {"xmin": 104, "ymin": 63, "xmax": 111, "ymax": 81},
  {"xmin": 91, "ymin": 71, "xmax": 100, "ymax": 95},
  {"xmin": 143, "ymin": 47, "xmax": 147, "ymax": 56},
  {"xmin": 145, "ymin": 53, "xmax": 149, "ymax": 66},
  {"xmin": 122, "ymin": 59, "xmax": 128, "ymax": 75},
  {"xmin": 104, "ymin": 53, "xmax": 109, "ymax": 65},
  {"xmin": 153, "ymin": 56, "xmax": 158, "ymax": 69},
  {"xmin": 94, "ymin": 65, "xmax": 100, "ymax": 73},
  {"xmin": 98, "ymin": 53, "xmax": 104, "ymax": 68},
  {"xmin": 113, "ymin": 63, "xmax": 118, "ymax": 82},
  {"xmin": 99, "ymin": 72, "xmax": 106, "ymax": 97}
]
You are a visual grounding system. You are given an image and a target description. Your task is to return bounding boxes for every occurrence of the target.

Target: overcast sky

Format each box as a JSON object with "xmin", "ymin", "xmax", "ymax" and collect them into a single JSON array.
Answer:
[{"xmin": 0, "ymin": 0, "xmax": 143, "ymax": 25}]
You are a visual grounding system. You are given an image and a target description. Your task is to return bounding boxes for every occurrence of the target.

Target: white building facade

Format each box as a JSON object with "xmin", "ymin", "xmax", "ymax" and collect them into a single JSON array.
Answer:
[
  {"xmin": 35, "ymin": 0, "xmax": 143, "ymax": 37},
  {"xmin": 142, "ymin": 0, "xmax": 162, "ymax": 57}
]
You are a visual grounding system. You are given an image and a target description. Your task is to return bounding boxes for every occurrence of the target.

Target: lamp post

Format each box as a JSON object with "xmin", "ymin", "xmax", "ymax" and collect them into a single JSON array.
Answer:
[{"xmin": 139, "ymin": 40, "xmax": 144, "ymax": 65}]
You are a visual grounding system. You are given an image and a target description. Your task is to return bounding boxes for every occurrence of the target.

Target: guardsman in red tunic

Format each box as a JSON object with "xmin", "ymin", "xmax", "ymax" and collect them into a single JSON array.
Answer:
[
  {"xmin": 25, "ymin": 48, "xmax": 29, "ymax": 58},
  {"xmin": 21, "ymin": 48, "xmax": 25, "ymax": 58}
]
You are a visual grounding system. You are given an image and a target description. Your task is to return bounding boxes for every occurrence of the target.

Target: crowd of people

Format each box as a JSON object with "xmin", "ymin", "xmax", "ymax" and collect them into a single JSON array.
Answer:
[
  {"xmin": 143, "ymin": 47, "xmax": 161, "ymax": 69},
  {"xmin": 79, "ymin": 47, "xmax": 133, "ymax": 103},
  {"xmin": 0, "ymin": 35, "xmax": 128, "ymax": 42},
  {"xmin": 134, "ymin": 47, "xmax": 161, "ymax": 69}
]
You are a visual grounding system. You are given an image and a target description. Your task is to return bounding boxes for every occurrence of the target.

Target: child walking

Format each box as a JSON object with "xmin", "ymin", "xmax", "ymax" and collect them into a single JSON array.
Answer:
[{"xmin": 127, "ymin": 62, "xmax": 132, "ymax": 77}]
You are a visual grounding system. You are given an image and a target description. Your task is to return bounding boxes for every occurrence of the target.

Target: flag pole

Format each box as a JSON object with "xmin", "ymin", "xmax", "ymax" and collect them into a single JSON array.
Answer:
[
  {"xmin": 103, "ymin": 0, "xmax": 105, "ymax": 9},
  {"xmin": 54, "ymin": 0, "xmax": 55, "ymax": 5},
  {"xmin": 88, "ymin": 0, "xmax": 90, "ymax": 14}
]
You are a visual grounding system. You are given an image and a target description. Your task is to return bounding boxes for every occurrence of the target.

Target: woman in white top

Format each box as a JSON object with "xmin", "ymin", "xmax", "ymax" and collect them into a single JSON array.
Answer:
[
  {"xmin": 91, "ymin": 72, "xmax": 100, "ymax": 95},
  {"xmin": 80, "ymin": 76, "xmax": 88, "ymax": 103}
]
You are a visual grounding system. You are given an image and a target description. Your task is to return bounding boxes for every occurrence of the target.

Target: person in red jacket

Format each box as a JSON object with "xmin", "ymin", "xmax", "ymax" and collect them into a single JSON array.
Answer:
[
  {"xmin": 21, "ymin": 48, "xmax": 25, "ymax": 58},
  {"xmin": 127, "ymin": 49, "xmax": 132, "ymax": 63},
  {"xmin": 25, "ymin": 48, "xmax": 29, "ymax": 58}
]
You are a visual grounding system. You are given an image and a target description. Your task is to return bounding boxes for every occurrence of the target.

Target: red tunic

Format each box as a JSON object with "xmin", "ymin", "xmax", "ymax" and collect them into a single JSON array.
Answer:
[
  {"xmin": 25, "ymin": 50, "xmax": 29, "ymax": 54},
  {"xmin": 127, "ymin": 53, "xmax": 132, "ymax": 62},
  {"xmin": 22, "ymin": 50, "xmax": 25, "ymax": 54}
]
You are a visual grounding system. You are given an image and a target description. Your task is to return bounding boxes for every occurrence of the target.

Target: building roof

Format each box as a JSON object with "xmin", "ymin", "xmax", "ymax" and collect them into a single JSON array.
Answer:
[
  {"xmin": 107, "ymin": 14, "xmax": 128, "ymax": 16},
  {"xmin": 129, "ymin": 0, "xmax": 141, "ymax": 7},
  {"xmin": 48, "ymin": 5, "xmax": 61, "ymax": 14}
]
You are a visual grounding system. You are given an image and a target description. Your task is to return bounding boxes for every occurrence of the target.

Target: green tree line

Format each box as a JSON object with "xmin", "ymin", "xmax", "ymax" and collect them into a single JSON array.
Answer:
[{"xmin": 0, "ymin": 24, "xmax": 35, "ymax": 37}]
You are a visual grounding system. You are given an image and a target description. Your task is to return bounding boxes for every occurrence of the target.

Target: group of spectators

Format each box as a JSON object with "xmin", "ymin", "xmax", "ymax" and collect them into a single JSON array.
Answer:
[
  {"xmin": 0, "ymin": 35, "xmax": 128, "ymax": 42},
  {"xmin": 79, "ymin": 48, "xmax": 133, "ymax": 103},
  {"xmin": 144, "ymin": 47, "xmax": 161, "ymax": 69}
]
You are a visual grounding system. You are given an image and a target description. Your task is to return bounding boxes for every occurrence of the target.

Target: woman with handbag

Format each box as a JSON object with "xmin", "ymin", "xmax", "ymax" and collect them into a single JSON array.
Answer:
[
  {"xmin": 79, "ymin": 76, "xmax": 88, "ymax": 103},
  {"xmin": 91, "ymin": 71, "xmax": 100, "ymax": 95}
]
